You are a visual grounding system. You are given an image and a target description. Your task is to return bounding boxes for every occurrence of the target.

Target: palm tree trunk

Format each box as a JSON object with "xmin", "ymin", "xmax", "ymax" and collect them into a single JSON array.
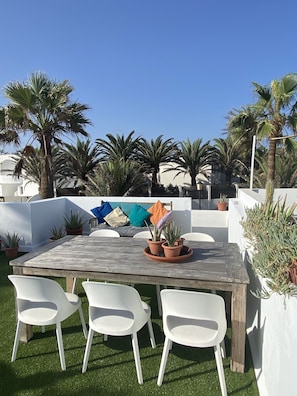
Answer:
[
  {"xmin": 40, "ymin": 135, "xmax": 54, "ymax": 199},
  {"xmin": 267, "ymin": 138, "xmax": 277, "ymax": 182}
]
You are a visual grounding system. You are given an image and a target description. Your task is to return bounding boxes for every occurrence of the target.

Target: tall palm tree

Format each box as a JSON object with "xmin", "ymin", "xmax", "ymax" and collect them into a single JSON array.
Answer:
[
  {"xmin": 167, "ymin": 138, "xmax": 213, "ymax": 189},
  {"xmin": 136, "ymin": 135, "xmax": 179, "ymax": 191},
  {"xmin": 95, "ymin": 131, "xmax": 141, "ymax": 161},
  {"xmin": 85, "ymin": 159, "xmax": 148, "ymax": 196},
  {"xmin": 0, "ymin": 72, "xmax": 91, "ymax": 198},
  {"xmin": 58, "ymin": 138, "xmax": 100, "ymax": 190},
  {"xmin": 228, "ymin": 74, "xmax": 297, "ymax": 183},
  {"xmin": 213, "ymin": 136, "xmax": 247, "ymax": 186}
]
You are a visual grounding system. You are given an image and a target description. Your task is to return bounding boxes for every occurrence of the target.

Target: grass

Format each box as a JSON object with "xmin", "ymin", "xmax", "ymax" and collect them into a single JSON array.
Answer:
[{"xmin": 0, "ymin": 252, "xmax": 259, "ymax": 396}]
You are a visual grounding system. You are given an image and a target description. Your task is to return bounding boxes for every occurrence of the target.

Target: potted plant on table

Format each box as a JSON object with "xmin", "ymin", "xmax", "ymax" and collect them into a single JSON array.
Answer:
[
  {"xmin": 217, "ymin": 194, "xmax": 228, "ymax": 211},
  {"xmin": 64, "ymin": 211, "xmax": 84, "ymax": 235},
  {"xmin": 2, "ymin": 231, "xmax": 21, "ymax": 259},
  {"xmin": 162, "ymin": 221, "xmax": 182, "ymax": 258},
  {"xmin": 145, "ymin": 211, "xmax": 172, "ymax": 256}
]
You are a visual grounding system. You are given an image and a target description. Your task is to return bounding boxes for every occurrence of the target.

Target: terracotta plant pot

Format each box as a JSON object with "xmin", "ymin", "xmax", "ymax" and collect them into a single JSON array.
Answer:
[
  {"xmin": 162, "ymin": 242, "xmax": 182, "ymax": 258},
  {"xmin": 147, "ymin": 239, "xmax": 165, "ymax": 256},
  {"xmin": 5, "ymin": 247, "xmax": 19, "ymax": 260},
  {"xmin": 66, "ymin": 228, "xmax": 83, "ymax": 235},
  {"xmin": 217, "ymin": 202, "xmax": 228, "ymax": 211}
]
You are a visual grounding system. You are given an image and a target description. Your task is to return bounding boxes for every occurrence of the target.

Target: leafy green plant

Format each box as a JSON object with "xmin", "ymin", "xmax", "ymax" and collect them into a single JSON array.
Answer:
[
  {"xmin": 2, "ymin": 232, "xmax": 21, "ymax": 248},
  {"xmin": 241, "ymin": 196, "xmax": 297, "ymax": 297},
  {"xmin": 219, "ymin": 193, "xmax": 227, "ymax": 203},
  {"xmin": 145, "ymin": 211, "xmax": 172, "ymax": 241},
  {"xmin": 50, "ymin": 226, "xmax": 65, "ymax": 240},
  {"xmin": 64, "ymin": 211, "xmax": 84, "ymax": 230},
  {"xmin": 163, "ymin": 221, "xmax": 181, "ymax": 246}
]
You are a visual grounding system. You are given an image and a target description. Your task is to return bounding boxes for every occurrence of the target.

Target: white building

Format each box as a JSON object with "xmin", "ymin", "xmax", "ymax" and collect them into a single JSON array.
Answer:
[{"xmin": 0, "ymin": 154, "xmax": 39, "ymax": 201}]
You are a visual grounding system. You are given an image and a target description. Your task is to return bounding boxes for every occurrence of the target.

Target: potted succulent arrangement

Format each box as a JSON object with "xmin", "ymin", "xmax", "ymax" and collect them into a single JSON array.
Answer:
[
  {"xmin": 64, "ymin": 211, "xmax": 84, "ymax": 235},
  {"xmin": 217, "ymin": 194, "xmax": 228, "ymax": 211},
  {"xmin": 50, "ymin": 226, "xmax": 65, "ymax": 241},
  {"xmin": 2, "ymin": 231, "xmax": 21, "ymax": 259},
  {"xmin": 162, "ymin": 221, "xmax": 182, "ymax": 258},
  {"xmin": 145, "ymin": 212, "xmax": 172, "ymax": 256}
]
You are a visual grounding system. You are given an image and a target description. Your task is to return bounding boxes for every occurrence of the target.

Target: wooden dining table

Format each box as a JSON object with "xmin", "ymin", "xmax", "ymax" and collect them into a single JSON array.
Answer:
[{"xmin": 10, "ymin": 235, "xmax": 249, "ymax": 373}]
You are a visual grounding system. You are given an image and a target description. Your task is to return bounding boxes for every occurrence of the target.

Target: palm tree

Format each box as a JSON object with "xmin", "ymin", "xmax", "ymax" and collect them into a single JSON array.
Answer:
[
  {"xmin": 213, "ymin": 136, "xmax": 247, "ymax": 186},
  {"xmin": 166, "ymin": 138, "xmax": 213, "ymax": 189},
  {"xmin": 58, "ymin": 138, "xmax": 100, "ymax": 190},
  {"xmin": 0, "ymin": 72, "xmax": 91, "ymax": 198},
  {"xmin": 228, "ymin": 74, "xmax": 297, "ymax": 183},
  {"xmin": 85, "ymin": 160, "xmax": 148, "ymax": 196},
  {"xmin": 136, "ymin": 135, "xmax": 179, "ymax": 192},
  {"xmin": 95, "ymin": 131, "xmax": 141, "ymax": 161}
]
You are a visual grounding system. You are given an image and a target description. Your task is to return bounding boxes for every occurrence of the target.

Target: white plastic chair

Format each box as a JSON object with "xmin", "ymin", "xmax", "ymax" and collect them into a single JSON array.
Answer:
[
  {"xmin": 132, "ymin": 230, "xmax": 152, "ymax": 239},
  {"xmin": 8, "ymin": 275, "xmax": 87, "ymax": 371},
  {"xmin": 181, "ymin": 232, "xmax": 215, "ymax": 242},
  {"xmin": 82, "ymin": 281, "xmax": 156, "ymax": 384},
  {"xmin": 72, "ymin": 229, "xmax": 120, "ymax": 293},
  {"xmin": 157, "ymin": 289, "xmax": 227, "ymax": 396},
  {"xmin": 89, "ymin": 229, "xmax": 120, "ymax": 237}
]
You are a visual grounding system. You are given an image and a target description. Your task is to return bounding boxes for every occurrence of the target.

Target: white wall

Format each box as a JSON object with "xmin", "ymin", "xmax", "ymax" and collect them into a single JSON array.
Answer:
[
  {"xmin": 0, "ymin": 196, "xmax": 192, "ymax": 251},
  {"xmin": 191, "ymin": 209, "xmax": 228, "ymax": 242},
  {"xmin": 229, "ymin": 188, "xmax": 297, "ymax": 396}
]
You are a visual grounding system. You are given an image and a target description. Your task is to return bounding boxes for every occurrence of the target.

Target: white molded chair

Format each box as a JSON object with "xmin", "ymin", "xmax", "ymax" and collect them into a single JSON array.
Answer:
[
  {"xmin": 72, "ymin": 229, "xmax": 120, "ymax": 293},
  {"xmin": 89, "ymin": 229, "xmax": 120, "ymax": 237},
  {"xmin": 8, "ymin": 275, "xmax": 87, "ymax": 371},
  {"xmin": 181, "ymin": 232, "xmax": 215, "ymax": 242},
  {"xmin": 157, "ymin": 289, "xmax": 227, "ymax": 396},
  {"xmin": 82, "ymin": 281, "xmax": 156, "ymax": 384},
  {"xmin": 132, "ymin": 230, "xmax": 152, "ymax": 239},
  {"xmin": 133, "ymin": 231, "xmax": 164, "ymax": 316}
]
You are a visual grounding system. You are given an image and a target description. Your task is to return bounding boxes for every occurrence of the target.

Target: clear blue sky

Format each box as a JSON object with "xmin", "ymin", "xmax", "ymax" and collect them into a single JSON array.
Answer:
[{"xmin": 1, "ymin": 0, "xmax": 296, "ymax": 151}]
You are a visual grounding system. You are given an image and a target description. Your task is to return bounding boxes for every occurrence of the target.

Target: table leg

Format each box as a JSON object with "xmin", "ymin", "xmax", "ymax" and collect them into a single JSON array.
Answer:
[
  {"xmin": 230, "ymin": 284, "xmax": 247, "ymax": 373},
  {"xmin": 66, "ymin": 276, "xmax": 75, "ymax": 293}
]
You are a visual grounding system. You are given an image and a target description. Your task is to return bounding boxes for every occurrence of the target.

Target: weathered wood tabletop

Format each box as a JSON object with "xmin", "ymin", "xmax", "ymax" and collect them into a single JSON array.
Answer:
[{"xmin": 10, "ymin": 235, "xmax": 249, "ymax": 373}]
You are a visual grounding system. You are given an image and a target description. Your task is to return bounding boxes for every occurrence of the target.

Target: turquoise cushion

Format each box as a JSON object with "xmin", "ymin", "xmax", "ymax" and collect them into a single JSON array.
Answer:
[
  {"xmin": 129, "ymin": 204, "xmax": 150, "ymax": 227},
  {"xmin": 109, "ymin": 202, "xmax": 151, "ymax": 217},
  {"xmin": 91, "ymin": 201, "xmax": 113, "ymax": 223}
]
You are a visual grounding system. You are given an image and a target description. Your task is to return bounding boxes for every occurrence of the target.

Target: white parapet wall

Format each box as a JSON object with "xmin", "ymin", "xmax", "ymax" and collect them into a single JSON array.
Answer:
[
  {"xmin": 229, "ymin": 188, "xmax": 297, "ymax": 396},
  {"xmin": 191, "ymin": 209, "xmax": 229, "ymax": 242},
  {"xmin": 0, "ymin": 196, "xmax": 192, "ymax": 252}
]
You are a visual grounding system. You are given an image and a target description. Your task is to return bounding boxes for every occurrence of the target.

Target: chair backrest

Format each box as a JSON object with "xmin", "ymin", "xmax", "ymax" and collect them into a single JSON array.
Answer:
[
  {"xmin": 181, "ymin": 232, "xmax": 215, "ymax": 242},
  {"xmin": 133, "ymin": 231, "xmax": 152, "ymax": 239},
  {"xmin": 89, "ymin": 229, "xmax": 120, "ymax": 237},
  {"xmin": 8, "ymin": 275, "xmax": 71, "ymax": 323},
  {"xmin": 82, "ymin": 281, "xmax": 146, "ymax": 323},
  {"xmin": 160, "ymin": 289, "xmax": 226, "ymax": 346}
]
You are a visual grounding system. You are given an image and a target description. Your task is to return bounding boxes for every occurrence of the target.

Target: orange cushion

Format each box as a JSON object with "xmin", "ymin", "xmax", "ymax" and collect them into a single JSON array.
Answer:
[{"xmin": 148, "ymin": 200, "xmax": 168, "ymax": 225}]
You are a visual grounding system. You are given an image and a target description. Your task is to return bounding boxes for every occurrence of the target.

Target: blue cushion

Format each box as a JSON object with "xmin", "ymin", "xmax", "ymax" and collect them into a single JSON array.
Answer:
[
  {"xmin": 129, "ymin": 204, "xmax": 150, "ymax": 227},
  {"xmin": 91, "ymin": 201, "xmax": 113, "ymax": 223}
]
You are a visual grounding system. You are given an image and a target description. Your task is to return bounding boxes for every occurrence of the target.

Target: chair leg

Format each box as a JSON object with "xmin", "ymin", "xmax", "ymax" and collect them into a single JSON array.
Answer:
[
  {"xmin": 131, "ymin": 333, "xmax": 143, "ymax": 385},
  {"xmin": 11, "ymin": 320, "xmax": 23, "ymax": 362},
  {"xmin": 56, "ymin": 322, "xmax": 66, "ymax": 370},
  {"xmin": 157, "ymin": 336, "xmax": 171, "ymax": 386},
  {"xmin": 147, "ymin": 318, "xmax": 156, "ymax": 348},
  {"xmin": 214, "ymin": 345, "xmax": 227, "ymax": 396},
  {"xmin": 78, "ymin": 306, "xmax": 88, "ymax": 339},
  {"xmin": 82, "ymin": 329, "xmax": 94, "ymax": 373}
]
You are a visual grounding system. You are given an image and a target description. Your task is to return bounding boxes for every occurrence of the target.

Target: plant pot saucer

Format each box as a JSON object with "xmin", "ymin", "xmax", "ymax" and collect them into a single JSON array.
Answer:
[{"xmin": 143, "ymin": 245, "xmax": 193, "ymax": 262}]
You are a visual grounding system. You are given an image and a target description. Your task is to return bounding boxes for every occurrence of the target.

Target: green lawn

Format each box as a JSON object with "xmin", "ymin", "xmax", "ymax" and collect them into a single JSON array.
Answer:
[{"xmin": 1, "ymin": 252, "xmax": 259, "ymax": 396}]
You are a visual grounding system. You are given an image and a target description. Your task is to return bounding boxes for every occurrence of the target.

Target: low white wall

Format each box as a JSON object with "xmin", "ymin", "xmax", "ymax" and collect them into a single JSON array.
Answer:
[
  {"xmin": 0, "ymin": 196, "xmax": 192, "ymax": 251},
  {"xmin": 191, "ymin": 209, "xmax": 229, "ymax": 242},
  {"xmin": 229, "ymin": 188, "xmax": 297, "ymax": 396}
]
